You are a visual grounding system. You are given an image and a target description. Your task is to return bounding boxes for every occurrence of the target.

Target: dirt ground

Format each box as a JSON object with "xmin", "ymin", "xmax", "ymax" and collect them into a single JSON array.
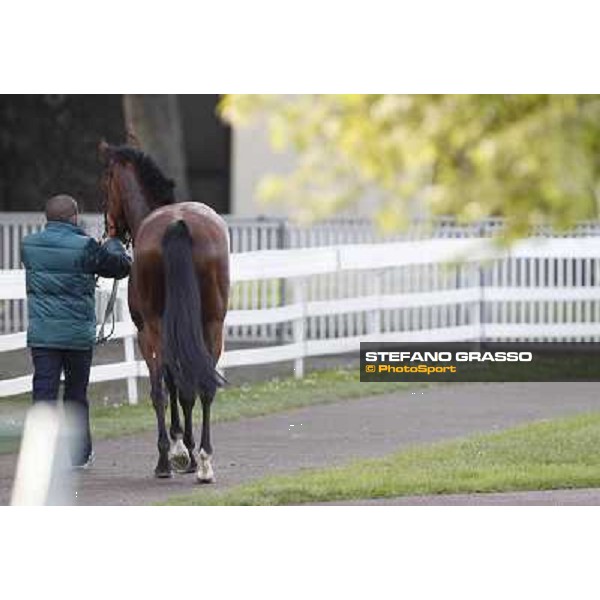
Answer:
[{"xmin": 2, "ymin": 381, "xmax": 600, "ymax": 505}]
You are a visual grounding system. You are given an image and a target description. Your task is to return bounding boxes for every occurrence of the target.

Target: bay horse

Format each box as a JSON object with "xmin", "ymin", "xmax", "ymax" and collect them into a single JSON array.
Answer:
[{"xmin": 99, "ymin": 141, "xmax": 229, "ymax": 483}]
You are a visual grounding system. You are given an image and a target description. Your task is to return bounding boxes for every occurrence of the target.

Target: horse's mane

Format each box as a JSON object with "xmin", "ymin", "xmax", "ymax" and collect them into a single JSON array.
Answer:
[{"xmin": 109, "ymin": 145, "xmax": 176, "ymax": 208}]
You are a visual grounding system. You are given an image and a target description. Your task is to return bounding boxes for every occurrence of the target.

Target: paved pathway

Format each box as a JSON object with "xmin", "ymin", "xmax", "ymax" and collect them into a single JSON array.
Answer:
[{"xmin": 1, "ymin": 382, "xmax": 600, "ymax": 505}]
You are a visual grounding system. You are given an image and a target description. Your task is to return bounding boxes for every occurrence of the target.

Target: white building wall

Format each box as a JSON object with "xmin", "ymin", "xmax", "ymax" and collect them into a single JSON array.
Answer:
[
  {"xmin": 230, "ymin": 120, "xmax": 383, "ymax": 220},
  {"xmin": 231, "ymin": 121, "xmax": 296, "ymax": 217}
]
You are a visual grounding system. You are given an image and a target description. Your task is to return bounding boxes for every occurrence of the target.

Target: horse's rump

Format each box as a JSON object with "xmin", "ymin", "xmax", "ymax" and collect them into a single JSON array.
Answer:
[
  {"xmin": 161, "ymin": 219, "xmax": 224, "ymax": 399},
  {"xmin": 133, "ymin": 203, "xmax": 230, "ymax": 316}
]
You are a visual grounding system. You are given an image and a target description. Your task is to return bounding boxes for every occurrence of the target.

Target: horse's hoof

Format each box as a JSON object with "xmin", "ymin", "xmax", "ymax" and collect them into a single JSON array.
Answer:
[
  {"xmin": 197, "ymin": 474, "xmax": 216, "ymax": 485},
  {"xmin": 182, "ymin": 462, "xmax": 197, "ymax": 474},
  {"xmin": 154, "ymin": 462, "xmax": 173, "ymax": 478},
  {"xmin": 169, "ymin": 444, "xmax": 191, "ymax": 473},
  {"xmin": 197, "ymin": 449, "xmax": 215, "ymax": 484},
  {"xmin": 170, "ymin": 458, "xmax": 191, "ymax": 473}
]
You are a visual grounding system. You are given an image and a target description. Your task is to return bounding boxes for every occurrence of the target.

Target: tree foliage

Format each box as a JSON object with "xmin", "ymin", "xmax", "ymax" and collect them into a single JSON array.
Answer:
[{"xmin": 220, "ymin": 95, "xmax": 600, "ymax": 238}]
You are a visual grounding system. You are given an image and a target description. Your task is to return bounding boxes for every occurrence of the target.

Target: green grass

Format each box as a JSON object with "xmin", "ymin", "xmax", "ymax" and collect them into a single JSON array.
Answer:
[
  {"xmin": 0, "ymin": 400, "xmax": 29, "ymax": 454},
  {"xmin": 163, "ymin": 411, "xmax": 600, "ymax": 505},
  {"xmin": 0, "ymin": 368, "xmax": 417, "ymax": 451},
  {"xmin": 0, "ymin": 436, "xmax": 20, "ymax": 454}
]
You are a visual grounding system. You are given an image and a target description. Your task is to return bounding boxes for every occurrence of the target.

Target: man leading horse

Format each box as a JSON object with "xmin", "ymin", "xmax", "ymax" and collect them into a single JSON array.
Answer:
[{"xmin": 21, "ymin": 194, "xmax": 131, "ymax": 468}]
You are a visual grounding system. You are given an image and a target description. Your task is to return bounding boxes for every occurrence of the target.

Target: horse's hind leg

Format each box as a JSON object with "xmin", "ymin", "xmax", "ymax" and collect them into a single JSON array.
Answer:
[
  {"xmin": 150, "ymin": 367, "xmax": 172, "ymax": 478},
  {"xmin": 165, "ymin": 369, "xmax": 182, "ymax": 439},
  {"xmin": 196, "ymin": 320, "xmax": 223, "ymax": 484},
  {"xmin": 165, "ymin": 369, "xmax": 190, "ymax": 472},
  {"xmin": 197, "ymin": 392, "xmax": 215, "ymax": 484},
  {"xmin": 140, "ymin": 329, "xmax": 172, "ymax": 479},
  {"xmin": 180, "ymin": 393, "xmax": 198, "ymax": 474}
]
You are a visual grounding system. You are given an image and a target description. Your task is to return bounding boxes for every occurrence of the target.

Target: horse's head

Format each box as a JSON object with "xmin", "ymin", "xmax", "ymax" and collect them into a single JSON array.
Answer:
[
  {"xmin": 98, "ymin": 138, "xmax": 176, "ymax": 246},
  {"xmin": 99, "ymin": 140, "xmax": 132, "ymax": 245}
]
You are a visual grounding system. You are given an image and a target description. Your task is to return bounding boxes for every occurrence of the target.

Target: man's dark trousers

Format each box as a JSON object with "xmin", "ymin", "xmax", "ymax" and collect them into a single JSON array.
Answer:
[{"xmin": 31, "ymin": 347, "xmax": 93, "ymax": 465}]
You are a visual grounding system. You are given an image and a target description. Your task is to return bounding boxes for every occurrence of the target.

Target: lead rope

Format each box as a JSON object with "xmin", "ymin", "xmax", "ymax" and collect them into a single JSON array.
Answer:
[
  {"xmin": 96, "ymin": 278, "xmax": 119, "ymax": 345},
  {"xmin": 95, "ymin": 224, "xmax": 128, "ymax": 346}
]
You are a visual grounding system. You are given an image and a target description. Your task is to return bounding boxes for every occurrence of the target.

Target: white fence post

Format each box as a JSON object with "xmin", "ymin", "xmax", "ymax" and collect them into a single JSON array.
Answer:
[
  {"xmin": 292, "ymin": 276, "xmax": 307, "ymax": 379},
  {"xmin": 367, "ymin": 269, "xmax": 383, "ymax": 337},
  {"xmin": 120, "ymin": 296, "xmax": 138, "ymax": 405},
  {"xmin": 470, "ymin": 257, "xmax": 484, "ymax": 342}
]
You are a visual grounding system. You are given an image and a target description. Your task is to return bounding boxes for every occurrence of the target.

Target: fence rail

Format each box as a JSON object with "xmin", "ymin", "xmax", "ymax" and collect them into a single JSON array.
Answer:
[
  {"xmin": 5, "ymin": 213, "xmax": 600, "ymax": 342},
  {"xmin": 3, "ymin": 234, "xmax": 600, "ymax": 402}
]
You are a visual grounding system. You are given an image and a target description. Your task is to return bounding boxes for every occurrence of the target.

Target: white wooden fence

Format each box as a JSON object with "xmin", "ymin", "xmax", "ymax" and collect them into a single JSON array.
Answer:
[
  {"xmin": 0, "ymin": 212, "xmax": 454, "ymax": 341},
  {"xmin": 3, "ymin": 234, "xmax": 600, "ymax": 403},
  {"xmin": 2, "ymin": 213, "xmax": 397, "ymax": 339},
  {"xmin": 6, "ymin": 213, "xmax": 600, "ymax": 344}
]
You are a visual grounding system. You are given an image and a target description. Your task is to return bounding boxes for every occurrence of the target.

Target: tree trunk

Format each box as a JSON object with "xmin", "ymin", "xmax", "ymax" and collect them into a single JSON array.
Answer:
[{"xmin": 122, "ymin": 95, "xmax": 190, "ymax": 199}]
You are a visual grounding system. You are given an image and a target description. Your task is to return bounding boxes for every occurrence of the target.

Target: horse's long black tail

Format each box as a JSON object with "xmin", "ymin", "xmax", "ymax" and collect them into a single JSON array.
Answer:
[{"xmin": 161, "ymin": 219, "xmax": 222, "ymax": 400}]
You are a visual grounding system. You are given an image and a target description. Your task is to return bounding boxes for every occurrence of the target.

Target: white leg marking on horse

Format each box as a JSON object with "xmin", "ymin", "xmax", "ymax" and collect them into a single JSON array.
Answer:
[
  {"xmin": 197, "ymin": 449, "xmax": 215, "ymax": 484},
  {"xmin": 169, "ymin": 436, "xmax": 190, "ymax": 471}
]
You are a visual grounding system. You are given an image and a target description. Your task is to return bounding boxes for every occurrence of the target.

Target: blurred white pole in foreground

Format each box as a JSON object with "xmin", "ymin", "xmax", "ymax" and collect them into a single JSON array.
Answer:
[{"xmin": 11, "ymin": 403, "xmax": 72, "ymax": 505}]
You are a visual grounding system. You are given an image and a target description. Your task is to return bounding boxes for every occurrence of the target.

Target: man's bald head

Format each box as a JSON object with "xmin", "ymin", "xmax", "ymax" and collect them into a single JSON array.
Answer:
[{"xmin": 46, "ymin": 195, "xmax": 78, "ymax": 224}]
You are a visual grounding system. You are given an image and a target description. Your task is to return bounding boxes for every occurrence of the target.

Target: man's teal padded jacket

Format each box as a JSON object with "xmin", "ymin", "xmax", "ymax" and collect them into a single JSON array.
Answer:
[{"xmin": 21, "ymin": 220, "xmax": 131, "ymax": 350}]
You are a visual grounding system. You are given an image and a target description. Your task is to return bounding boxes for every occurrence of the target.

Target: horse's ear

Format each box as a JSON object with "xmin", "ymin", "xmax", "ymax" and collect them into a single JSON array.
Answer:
[
  {"xmin": 98, "ymin": 139, "xmax": 110, "ymax": 163},
  {"xmin": 126, "ymin": 126, "xmax": 141, "ymax": 149}
]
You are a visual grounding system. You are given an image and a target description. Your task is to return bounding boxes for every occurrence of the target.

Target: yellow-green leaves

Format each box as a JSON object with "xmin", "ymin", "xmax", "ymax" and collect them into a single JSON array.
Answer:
[{"xmin": 221, "ymin": 94, "xmax": 600, "ymax": 240}]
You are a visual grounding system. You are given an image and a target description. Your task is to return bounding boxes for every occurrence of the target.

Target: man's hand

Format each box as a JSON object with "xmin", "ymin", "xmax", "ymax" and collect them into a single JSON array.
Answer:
[{"xmin": 85, "ymin": 236, "xmax": 132, "ymax": 280}]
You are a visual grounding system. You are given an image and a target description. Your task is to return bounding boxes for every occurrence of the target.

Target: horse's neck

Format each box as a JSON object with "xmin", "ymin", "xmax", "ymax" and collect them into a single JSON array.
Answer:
[
  {"xmin": 124, "ymin": 193, "xmax": 151, "ymax": 240},
  {"xmin": 119, "ymin": 170, "xmax": 152, "ymax": 240}
]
